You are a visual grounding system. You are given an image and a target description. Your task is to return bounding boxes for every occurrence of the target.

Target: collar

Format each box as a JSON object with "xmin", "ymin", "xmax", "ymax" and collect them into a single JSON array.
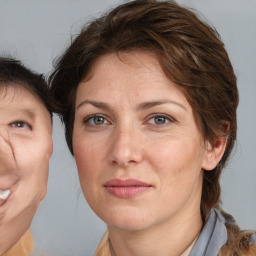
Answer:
[{"xmin": 189, "ymin": 209, "xmax": 227, "ymax": 256}]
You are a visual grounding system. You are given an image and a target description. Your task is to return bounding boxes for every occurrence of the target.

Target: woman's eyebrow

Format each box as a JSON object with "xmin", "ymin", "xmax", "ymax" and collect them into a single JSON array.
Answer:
[
  {"xmin": 76, "ymin": 100, "xmax": 111, "ymax": 111},
  {"xmin": 136, "ymin": 100, "xmax": 187, "ymax": 112}
]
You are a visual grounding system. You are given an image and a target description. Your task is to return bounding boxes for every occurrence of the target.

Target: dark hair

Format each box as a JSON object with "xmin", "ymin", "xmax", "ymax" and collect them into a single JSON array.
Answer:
[
  {"xmin": 0, "ymin": 57, "xmax": 53, "ymax": 117},
  {"xmin": 49, "ymin": 0, "xmax": 255, "ymax": 254}
]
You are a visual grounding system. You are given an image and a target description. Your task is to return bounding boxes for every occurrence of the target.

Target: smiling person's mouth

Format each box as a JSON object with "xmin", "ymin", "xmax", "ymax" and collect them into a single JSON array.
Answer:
[{"xmin": 0, "ymin": 189, "xmax": 11, "ymax": 200}]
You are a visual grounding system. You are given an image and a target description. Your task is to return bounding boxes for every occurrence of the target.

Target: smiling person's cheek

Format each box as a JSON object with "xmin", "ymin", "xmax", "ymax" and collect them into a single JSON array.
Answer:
[
  {"xmin": 8, "ymin": 131, "xmax": 52, "ymax": 209},
  {"xmin": 0, "ymin": 136, "xmax": 17, "ymax": 208}
]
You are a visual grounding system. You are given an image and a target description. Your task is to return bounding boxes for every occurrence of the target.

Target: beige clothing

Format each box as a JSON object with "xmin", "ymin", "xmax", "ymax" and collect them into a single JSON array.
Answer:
[{"xmin": 3, "ymin": 230, "xmax": 33, "ymax": 256}]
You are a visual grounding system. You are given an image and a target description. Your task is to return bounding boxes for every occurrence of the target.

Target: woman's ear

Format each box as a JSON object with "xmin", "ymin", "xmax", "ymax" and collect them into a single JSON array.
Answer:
[{"xmin": 202, "ymin": 136, "xmax": 228, "ymax": 171}]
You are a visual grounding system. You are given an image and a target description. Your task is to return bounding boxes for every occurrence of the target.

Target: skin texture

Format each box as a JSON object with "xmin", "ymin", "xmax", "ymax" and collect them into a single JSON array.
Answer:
[
  {"xmin": 0, "ymin": 86, "xmax": 52, "ymax": 254},
  {"xmin": 73, "ymin": 51, "xmax": 227, "ymax": 256}
]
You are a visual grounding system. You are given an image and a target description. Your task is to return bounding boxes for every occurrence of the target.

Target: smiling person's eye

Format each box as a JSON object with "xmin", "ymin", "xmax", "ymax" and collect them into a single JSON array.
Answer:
[
  {"xmin": 9, "ymin": 121, "xmax": 32, "ymax": 130},
  {"xmin": 84, "ymin": 115, "xmax": 110, "ymax": 126},
  {"xmin": 147, "ymin": 114, "xmax": 175, "ymax": 126}
]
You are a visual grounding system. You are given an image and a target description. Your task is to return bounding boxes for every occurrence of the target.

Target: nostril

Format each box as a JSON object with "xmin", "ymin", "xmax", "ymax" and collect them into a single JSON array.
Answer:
[{"xmin": 111, "ymin": 158, "xmax": 139, "ymax": 167}]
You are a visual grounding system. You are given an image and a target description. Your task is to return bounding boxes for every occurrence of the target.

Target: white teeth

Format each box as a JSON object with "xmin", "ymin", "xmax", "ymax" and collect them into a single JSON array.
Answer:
[{"xmin": 0, "ymin": 189, "xmax": 11, "ymax": 200}]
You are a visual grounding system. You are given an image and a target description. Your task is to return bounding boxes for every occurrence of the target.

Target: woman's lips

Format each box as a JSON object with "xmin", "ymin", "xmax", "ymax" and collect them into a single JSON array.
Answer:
[{"xmin": 103, "ymin": 179, "xmax": 152, "ymax": 198}]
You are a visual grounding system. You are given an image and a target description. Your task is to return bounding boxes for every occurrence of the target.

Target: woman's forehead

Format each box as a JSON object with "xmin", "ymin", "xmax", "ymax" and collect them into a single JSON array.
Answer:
[{"xmin": 76, "ymin": 52, "xmax": 190, "ymax": 109}]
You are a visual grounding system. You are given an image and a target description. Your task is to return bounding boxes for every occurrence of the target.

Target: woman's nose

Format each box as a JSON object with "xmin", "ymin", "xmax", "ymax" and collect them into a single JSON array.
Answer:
[{"xmin": 108, "ymin": 126, "xmax": 143, "ymax": 168}]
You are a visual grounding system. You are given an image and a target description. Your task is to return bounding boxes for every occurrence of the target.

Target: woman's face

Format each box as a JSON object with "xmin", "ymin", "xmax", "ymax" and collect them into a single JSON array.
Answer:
[
  {"xmin": 73, "ymin": 51, "xmax": 215, "ymax": 231},
  {"xmin": 0, "ymin": 85, "xmax": 52, "ymax": 244}
]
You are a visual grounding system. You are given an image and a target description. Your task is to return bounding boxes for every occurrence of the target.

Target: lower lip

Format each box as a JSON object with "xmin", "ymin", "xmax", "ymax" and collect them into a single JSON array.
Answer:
[{"xmin": 104, "ymin": 186, "xmax": 151, "ymax": 198}]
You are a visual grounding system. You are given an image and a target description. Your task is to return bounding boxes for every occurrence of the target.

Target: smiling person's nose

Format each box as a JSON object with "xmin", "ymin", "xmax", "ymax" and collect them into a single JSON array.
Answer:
[{"xmin": 0, "ymin": 135, "xmax": 16, "ymax": 175}]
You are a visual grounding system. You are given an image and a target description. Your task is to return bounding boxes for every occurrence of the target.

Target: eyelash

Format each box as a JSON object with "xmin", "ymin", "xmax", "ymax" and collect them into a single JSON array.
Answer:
[{"xmin": 9, "ymin": 121, "xmax": 32, "ymax": 130}]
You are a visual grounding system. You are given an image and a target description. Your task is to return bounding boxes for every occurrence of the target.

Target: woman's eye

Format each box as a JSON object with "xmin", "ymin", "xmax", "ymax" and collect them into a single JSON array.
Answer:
[
  {"xmin": 84, "ymin": 115, "xmax": 109, "ymax": 126},
  {"xmin": 148, "ymin": 115, "xmax": 174, "ymax": 126},
  {"xmin": 9, "ymin": 121, "xmax": 32, "ymax": 130}
]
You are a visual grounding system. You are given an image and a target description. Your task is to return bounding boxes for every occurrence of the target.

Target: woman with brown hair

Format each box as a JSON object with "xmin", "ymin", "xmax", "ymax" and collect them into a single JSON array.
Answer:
[{"xmin": 50, "ymin": 0, "xmax": 256, "ymax": 255}]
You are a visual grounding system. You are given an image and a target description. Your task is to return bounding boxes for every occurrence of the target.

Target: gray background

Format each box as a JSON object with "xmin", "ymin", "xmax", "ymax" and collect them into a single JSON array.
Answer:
[{"xmin": 0, "ymin": 0, "xmax": 255, "ymax": 255}]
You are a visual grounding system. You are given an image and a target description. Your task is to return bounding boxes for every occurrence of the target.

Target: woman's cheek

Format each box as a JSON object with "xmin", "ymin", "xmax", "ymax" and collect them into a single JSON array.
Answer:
[{"xmin": 74, "ymin": 136, "xmax": 98, "ymax": 168}]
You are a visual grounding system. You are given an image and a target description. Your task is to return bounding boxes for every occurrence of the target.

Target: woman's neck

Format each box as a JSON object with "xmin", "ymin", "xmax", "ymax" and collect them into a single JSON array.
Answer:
[{"xmin": 108, "ymin": 206, "xmax": 203, "ymax": 256}]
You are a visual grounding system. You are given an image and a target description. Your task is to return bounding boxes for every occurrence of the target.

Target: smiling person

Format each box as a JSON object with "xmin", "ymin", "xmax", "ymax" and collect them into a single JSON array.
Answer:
[
  {"xmin": 0, "ymin": 58, "xmax": 53, "ymax": 255},
  {"xmin": 50, "ymin": 0, "xmax": 256, "ymax": 255}
]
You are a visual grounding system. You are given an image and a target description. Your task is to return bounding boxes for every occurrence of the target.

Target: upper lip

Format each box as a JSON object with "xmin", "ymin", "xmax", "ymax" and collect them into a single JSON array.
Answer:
[
  {"xmin": 104, "ymin": 178, "xmax": 152, "ymax": 187},
  {"xmin": 0, "ymin": 176, "xmax": 18, "ymax": 191}
]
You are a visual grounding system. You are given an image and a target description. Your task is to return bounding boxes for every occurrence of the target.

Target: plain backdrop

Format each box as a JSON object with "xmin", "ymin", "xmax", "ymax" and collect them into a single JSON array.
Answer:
[{"xmin": 0, "ymin": 0, "xmax": 255, "ymax": 255}]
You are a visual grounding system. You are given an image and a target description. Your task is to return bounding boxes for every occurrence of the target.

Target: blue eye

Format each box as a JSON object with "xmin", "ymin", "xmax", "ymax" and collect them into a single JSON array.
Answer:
[
  {"xmin": 84, "ymin": 115, "xmax": 109, "ymax": 126},
  {"xmin": 153, "ymin": 116, "xmax": 167, "ymax": 125},
  {"xmin": 148, "ymin": 115, "xmax": 173, "ymax": 125},
  {"xmin": 9, "ymin": 121, "xmax": 32, "ymax": 130}
]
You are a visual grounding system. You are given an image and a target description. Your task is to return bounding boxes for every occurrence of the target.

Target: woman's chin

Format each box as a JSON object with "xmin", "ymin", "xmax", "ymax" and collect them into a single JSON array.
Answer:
[
  {"xmin": 109, "ymin": 220, "xmax": 149, "ymax": 232},
  {"xmin": 102, "ymin": 211, "xmax": 153, "ymax": 232}
]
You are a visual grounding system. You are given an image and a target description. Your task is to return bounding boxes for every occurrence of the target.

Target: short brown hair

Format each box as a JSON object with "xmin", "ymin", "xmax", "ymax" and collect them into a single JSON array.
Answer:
[
  {"xmin": 50, "ymin": 0, "xmax": 237, "ymax": 221},
  {"xmin": 0, "ymin": 57, "xmax": 53, "ymax": 117}
]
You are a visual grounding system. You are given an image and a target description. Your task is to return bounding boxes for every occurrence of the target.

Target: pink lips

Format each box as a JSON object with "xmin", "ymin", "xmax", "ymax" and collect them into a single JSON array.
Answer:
[{"xmin": 104, "ymin": 179, "xmax": 152, "ymax": 198}]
